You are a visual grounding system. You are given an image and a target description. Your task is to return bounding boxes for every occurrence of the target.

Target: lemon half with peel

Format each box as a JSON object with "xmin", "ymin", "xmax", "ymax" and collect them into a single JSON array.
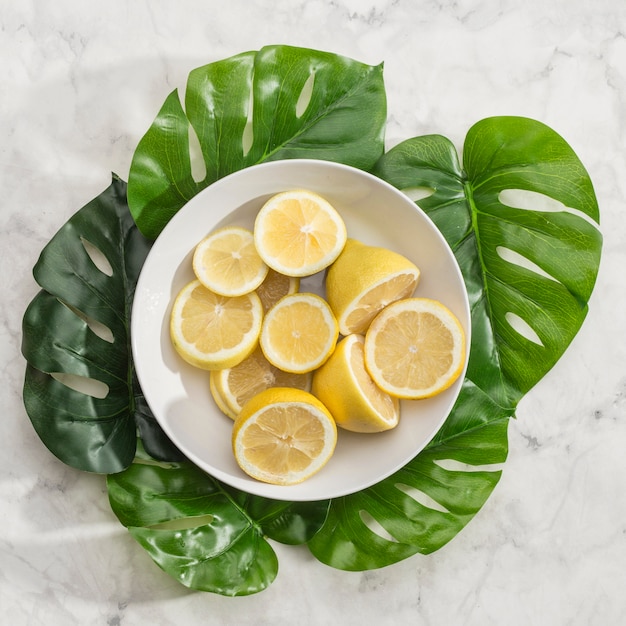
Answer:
[
  {"xmin": 193, "ymin": 226, "xmax": 268, "ymax": 297},
  {"xmin": 169, "ymin": 279, "xmax": 263, "ymax": 370},
  {"xmin": 210, "ymin": 347, "xmax": 312, "ymax": 420},
  {"xmin": 253, "ymin": 189, "xmax": 347, "ymax": 277},
  {"xmin": 326, "ymin": 239, "xmax": 421, "ymax": 336},
  {"xmin": 232, "ymin": 387, "xmax": 337, "ymax": 485},
  {"xmin": 312, "ymin": 334, "xmax": 399, "ymax": 433},
  {"xmin": 260, "ymin": 292, "xmax": 338, "ymax": 374},
  {"xmin": 364, "ymin": 297, "xmax": 466, "ymax": 399}
]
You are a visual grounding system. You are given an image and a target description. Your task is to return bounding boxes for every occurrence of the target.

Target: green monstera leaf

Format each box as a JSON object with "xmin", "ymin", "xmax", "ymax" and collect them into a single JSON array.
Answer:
[
  {"xmin": 127, "ymin": 44, "xmax": 386, "ymax": 239},
  {"xmin": 107, "ymin": 446, "xmax": 329, "ymax": 595},
  {"xmin": 21, "ymin": 176, "xmax": 183, "ymax": 473},
  {"xmin": 307, "ymin": 116, "xmax": 602, "ymax": 570}
]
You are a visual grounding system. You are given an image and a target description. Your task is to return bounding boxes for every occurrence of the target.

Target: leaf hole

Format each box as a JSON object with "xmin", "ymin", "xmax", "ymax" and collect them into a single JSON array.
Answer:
[
  {"xmin": 295, "ymin": 71, "xmax": 315, "ymax": 118},
  {"xmin": 358, "ymin": 509, "xmax": 399, "ymax": 543},
  {"xmin": 402, "ymin": 186, "xmax": 436, "ymax": 203},
  {"xmin": 242, "ymin": 87, "xmax": 254, "ymax": 157},
  {"xmin": 505, "ymin": 311, "xmax": 544, "ymax": 346},
  {"xmin": 149, "ymin": 514, "xmax": 215, "ymax": 531},
  {"xmin": 81, "ymin": 237, "xmax": 113, "ymax": 277},
  {"xmin": 434, "ymin": 459, "xmax": 505, "ymax": 473},
  {"xmin": 63, "ymin": 301, "xmax": 114, "ymax": 343},
  {"xmin": 394, "ymin": 482, "xmax": 449, "ymax": 513},
  {"xmin": 498, "ymin": 189, "xmax": 598, "ymax": 227},
  {"xmin": 50, "ymin": 372, "xmax": 109, "ymax": 399},
  {"xmin": 188, "ymin": 123, "xmax": 207, "ymax": 183},
  {"xmin": 496, "ymin": 246, "xmax": 559, "ymax": 282}
]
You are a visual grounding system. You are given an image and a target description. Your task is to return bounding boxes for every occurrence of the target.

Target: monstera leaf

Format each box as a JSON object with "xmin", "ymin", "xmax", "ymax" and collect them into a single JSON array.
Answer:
[
  {"xmin": 127, "ymin": 45, "xmax": 386, "ymax": 239},
  {"xmin": 307, "ymin": 116, "xmax": 602, "ymax": 570},
  {"xmin": 107, "ymin": 445, "xmax": 329, "ymax": 595},
  {"xmin": 21, "ymin": 176, "xmax": 183, "ymax": 473},
  {"xmin": 21, "ymin": 43, "xmax": 602, "ymax": 595}
]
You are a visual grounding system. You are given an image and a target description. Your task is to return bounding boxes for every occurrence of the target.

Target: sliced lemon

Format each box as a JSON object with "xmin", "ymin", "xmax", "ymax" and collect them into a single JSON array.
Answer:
[
  {"xmin": 193, "ymin": 226, "xmax": 268, "ymax": 297},
  {"xmin": 326, "ymin": 239, "xmax": 421, "ymax": 335},
  {"xmin": 259, "ymin": 292, "xmax": 339, "ymax": 374},
  {"xmin": 256, "ymin": 267, "xmax": 300, "ymax": 312},
  {"xmin": 253, "ymin": 189, "xmax": 347, "ymax": 277},
  {"xmin": 364, "ymin": 298, "xmax": 466, "ymax": 399},
  {"xmin": 312, "ymin": 334, "xmax": 399, "ymax": 433},
  {"xmin": 169, "ymin": 279, "xmax": 263, "ymax": 370},
  {"xmin": 210, "ymin": 346, "xmax": 312, "ymax": 420},
  {"xmin": 209, "ymin": 372, "xmax": 237, "ymax": 419},
  {"xmin": 232, "ymin": 387, "xmax": 337, "ymax": 485}
]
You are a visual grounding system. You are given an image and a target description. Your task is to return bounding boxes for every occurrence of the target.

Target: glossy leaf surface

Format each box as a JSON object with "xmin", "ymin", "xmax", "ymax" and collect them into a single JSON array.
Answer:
[
  {"xmin": 127, "ymin": 45, "xmax": 386, "ymax": 239},
  {"xmin": 107, "ymin": 453, "xmax": 329, "ymax": 595},
  {"xmin": 307, "ymin": 117, "xmax": 601, "ymax": 570},
  {"xmin": 21, "ymin": 177, "xmax": 182, "ymax": 473}
]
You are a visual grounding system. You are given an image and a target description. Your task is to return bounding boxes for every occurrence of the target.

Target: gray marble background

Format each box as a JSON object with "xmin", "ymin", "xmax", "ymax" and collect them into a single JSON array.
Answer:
[{"xmin": 2, "ymin": 1, "xmax": 624, "ymax": 624}]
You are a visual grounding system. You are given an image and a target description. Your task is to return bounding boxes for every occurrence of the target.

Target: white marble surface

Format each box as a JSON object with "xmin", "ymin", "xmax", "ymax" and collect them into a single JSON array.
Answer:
[{"xmin": 2, "ymin": 0, "xmax": 625, "ymax": 624}]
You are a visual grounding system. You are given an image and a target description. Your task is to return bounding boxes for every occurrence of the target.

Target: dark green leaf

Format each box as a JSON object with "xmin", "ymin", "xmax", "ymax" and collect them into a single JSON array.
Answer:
[
  {"xmin": 107, "ymin": 459, "xmax": 328, "ymax": 595},
  {"xmin": 21, "ymin": 176, "xmax": 182, "ymax": 472},
  {"xmin": 308, "ymin": 116, "xmax": 601, "ymax": 570},
  {"xmin": 128, "ymin": 44, "xmax": 386, "ymax": 239}
]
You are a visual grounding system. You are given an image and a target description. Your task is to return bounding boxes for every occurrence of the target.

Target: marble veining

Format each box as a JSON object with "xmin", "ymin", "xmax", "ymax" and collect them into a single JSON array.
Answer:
[{"xmin": 2, "ymin": 0, "xmax": 626, "ymax": 624}]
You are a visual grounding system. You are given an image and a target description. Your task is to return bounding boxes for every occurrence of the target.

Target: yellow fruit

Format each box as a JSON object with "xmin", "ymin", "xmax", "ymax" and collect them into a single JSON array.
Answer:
[
  {"xmin": 193, "ymin": 226, "xmax": 268, "ymax": 296},
  {"xmin": 326, "ymin": 239, "xmax": 421, "ymax": 335},
  {"xmin": 312, "ymin": 334, "xmax": 399, "ymax": 433},
  {"xmin": 256, "ymin": 268, "xmax": 300, "ymax": 312},
  {"xmin": 209, "ymin": 372, "xmax": 237, "ymax": 419},
  {"xmin": 259, "ymin": 292, "xmax": 339, "ymax": 374},
  {"xmin": 253, "ymin": 189, "xmax": 347, "ymax": 277},
  {"xmin": 364, "ymin": 298, "xmax": 466, "ymax": 399},
  {"xmin": 169, "ymin": 279, "xmax": 263, "ymax": 370},
  {"xmin": 232, "ymin": 387, "xmax": 337, "ymax": 485},
  {"xmin": 210, "ymin": 346, "xmax": 312, "ymax": 420}
]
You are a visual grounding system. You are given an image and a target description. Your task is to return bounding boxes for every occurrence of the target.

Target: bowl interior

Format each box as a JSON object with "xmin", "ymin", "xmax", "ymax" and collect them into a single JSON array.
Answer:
[{"xmin": 131, "ymin": 159, "xmax": 470, "ymax": 501}]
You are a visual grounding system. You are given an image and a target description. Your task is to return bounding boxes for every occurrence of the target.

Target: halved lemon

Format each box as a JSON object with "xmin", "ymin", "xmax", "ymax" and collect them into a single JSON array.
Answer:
[
  {"xmin": 326, "ymin": 239, "xmax": 421, "ymax": 335},
  {"xmin": 312, "ymin": 334, "xmax": 399, "ymax": 433},
  {"xmin": 169, "ymin": 279, "xmax": 263, "ymax": 370},
  {"xmin": 259, "ymin": 292, "xmax": 339, "ymax": 374},
  {"xmin": 193, "ymin": 226, "xmax": 268, "ymax": 297},
  {"xmin": 253, "ymin": 189, "xmax": 347, "ymax": 277},
  {"xmin": 210, "ymin": 346, "xmax": 312, "ymax": 420},
  {"xmin": 256, "ymin": 268, "xmax": 300, "ymax": 312},
  {"xmin": 232, "ymin": 387, "xmax": 337, "ymax": 485},
  {"xmin": 364, "ymin": 298, "xmax": 466, "ymax": 399}
]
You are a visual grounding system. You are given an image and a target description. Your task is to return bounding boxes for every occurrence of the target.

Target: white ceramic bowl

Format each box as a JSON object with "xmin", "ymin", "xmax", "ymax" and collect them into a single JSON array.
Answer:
[{"xmin": 131, "ymin": 159, "xmax": 470, "ymax": 501}]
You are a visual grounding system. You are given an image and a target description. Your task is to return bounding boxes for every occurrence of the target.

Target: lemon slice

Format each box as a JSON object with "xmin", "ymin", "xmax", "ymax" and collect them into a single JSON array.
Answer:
[
  {"xmin": 312, "ymin": 334, "xmax": 399, "ymax": 433},
  {"xmin": 364, "ymin": 298, "xmax": 466, "ymax": 399},
  {"xmin": 256, "ymin": 268, "xmax": 300, "ymax": 312},
  {"xmin": 259, "ymin": 292, "xmax": 339, "ymax": 374},
  {"xmin": 253, "ymin": 189, "xmax": 347, "ymax": 277},
  {"xmin": 210, "ymin": 347, "xmax": 312, "ymax": 420},
  {"xmin": 169, "ymin": 279, "xmax": 263, "ymax": 370},
  {"xmin": 232, "ymin": 387, "xmax": 337, "ymax": 485},
  {"xmin": 209, "ymin": 372, "xmax": 237, "ymax": 419},
  {"xmin": 193, "ymin": 226, "xmax": 268, "ymax": 296},
  {"xmin": 326, "ymin": 239, "xmax": 421, "ymax": 335}
]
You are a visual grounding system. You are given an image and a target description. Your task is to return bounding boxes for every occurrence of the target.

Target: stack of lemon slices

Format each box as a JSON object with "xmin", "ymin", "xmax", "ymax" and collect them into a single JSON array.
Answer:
[{"xmin": 169, "ymin": 189, "xmax": 466, "ymax": 486}]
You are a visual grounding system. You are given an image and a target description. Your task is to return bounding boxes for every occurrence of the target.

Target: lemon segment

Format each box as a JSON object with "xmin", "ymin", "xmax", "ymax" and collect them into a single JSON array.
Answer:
[
  {"xmin": 364, "ymin": 297, "xmax": 466, "ymax": 399},
  {"xmin": 193, "ymin": 226, "xmax": 268, "ymax": 297},
  {"xmin": 326, "ymin": 239, "xmax": 421, "ymax": 335},
  {"xmin": 312, "ymin": 334, "xmax": 399, "ymax": 433},
  {"xmin": 256, "ymin": 268, "xmax": 300, "ymax": 312},
  {"xmin": 260, "ymin": 292, "xmax": 339, "ymax": 374},
  {"xmin": 232, "ymin": 387, "xmax": 337, "ymax": 485},
  {"xmin": 211, "ymin": 347, "xmax": 312, "ymax": 420},
  {"xmin": 254, "ymin": 190, "xmax": 347, "ymax": 277},
  {"xmin": 169, "ymin": 279, "xmax": 263, "ymax": 370}
]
